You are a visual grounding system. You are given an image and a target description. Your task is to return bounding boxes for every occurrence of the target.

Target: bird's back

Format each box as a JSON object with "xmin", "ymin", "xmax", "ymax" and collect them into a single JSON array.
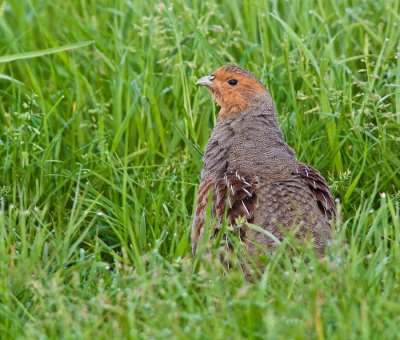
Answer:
[
  {"xmin": 250, "ymin": 179, "xmax": 331, "ymax": 257},
  {"xmin": 192, "ymin": 65, "xmax": 335, "ymax": 266},
  {"xmin": 194, "ymin": 107, "xmax": 334, "ymax": 258}
]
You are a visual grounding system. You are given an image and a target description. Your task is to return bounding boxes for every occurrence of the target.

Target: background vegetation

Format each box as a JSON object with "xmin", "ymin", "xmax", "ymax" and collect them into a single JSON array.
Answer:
[{"xmin": 0, "ymin": 0, "xmax": 399, "ymax": 338}]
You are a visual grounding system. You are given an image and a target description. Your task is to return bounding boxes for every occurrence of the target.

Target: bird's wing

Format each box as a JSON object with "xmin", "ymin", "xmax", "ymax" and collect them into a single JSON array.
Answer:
[
  {"xmin": 292, "ymin": 163, "xmax": 335, "ymax": 219},
  {"xmin": 191, "ymin": 171, "xmax": 259, "ymax": 254}
]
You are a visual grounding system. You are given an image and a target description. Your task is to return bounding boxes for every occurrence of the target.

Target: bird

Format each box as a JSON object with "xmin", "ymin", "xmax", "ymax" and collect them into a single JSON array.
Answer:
[{"xmin": 191, "ymin": 65, "xmax": 335, "ymax": 271}]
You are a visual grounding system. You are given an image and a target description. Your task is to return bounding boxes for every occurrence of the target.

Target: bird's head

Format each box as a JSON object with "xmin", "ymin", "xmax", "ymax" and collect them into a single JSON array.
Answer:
[{"xmin": 196, "ymin": 65, "xmax": 269, "ymax": 119}]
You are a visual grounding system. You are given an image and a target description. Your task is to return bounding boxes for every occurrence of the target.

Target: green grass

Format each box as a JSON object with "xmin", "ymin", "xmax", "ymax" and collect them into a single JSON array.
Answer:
[{"xmin": 0, "ymin": 0, "xmax": 399, "ymax": 338}]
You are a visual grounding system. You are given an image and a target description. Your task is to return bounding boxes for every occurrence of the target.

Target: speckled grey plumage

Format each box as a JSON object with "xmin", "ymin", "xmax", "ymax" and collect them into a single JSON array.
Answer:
[{"xmin": 192, "ymin": 81, "xmax": 334, "ymax": 262}]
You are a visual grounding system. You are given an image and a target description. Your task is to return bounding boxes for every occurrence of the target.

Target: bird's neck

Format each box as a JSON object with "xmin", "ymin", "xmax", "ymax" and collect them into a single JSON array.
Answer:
[
  {"xmin": 216, "ymin": 91, "xmax": 272, "ymax": 120},
  {"xmin": 203, "ymin": 107, "xmax": 297, "ymax": 178},
  {"xmin": 214, "ymin": 103, "xmax": 285, "ymax": 143}
]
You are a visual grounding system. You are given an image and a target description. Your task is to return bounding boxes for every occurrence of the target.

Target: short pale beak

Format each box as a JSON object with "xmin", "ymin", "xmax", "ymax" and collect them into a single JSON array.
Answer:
[{"xmin": 196, "ymin": 75, "xmax": 215, "ymax": 87}]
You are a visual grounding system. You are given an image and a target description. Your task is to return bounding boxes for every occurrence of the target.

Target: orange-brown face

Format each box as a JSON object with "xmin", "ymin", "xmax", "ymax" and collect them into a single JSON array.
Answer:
[{"xmin": 196, "ymin": 65, "xmax": 267, "ymax": 119}]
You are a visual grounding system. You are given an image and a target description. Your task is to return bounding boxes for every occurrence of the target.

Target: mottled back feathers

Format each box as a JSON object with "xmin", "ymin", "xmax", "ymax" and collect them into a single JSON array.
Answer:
[{"xmin": 192, "ymin": 65, "xmax": 335, "ymax": 269}]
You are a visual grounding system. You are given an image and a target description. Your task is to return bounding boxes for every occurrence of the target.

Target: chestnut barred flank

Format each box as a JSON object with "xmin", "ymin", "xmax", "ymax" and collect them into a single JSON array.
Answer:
[
  {"xmin": 293, "ymin": 164, "xmax": 336, "ymax": 220},
  {"xmin": 191, "ymin": 171, "xmax": 259, "ymax": 254}
]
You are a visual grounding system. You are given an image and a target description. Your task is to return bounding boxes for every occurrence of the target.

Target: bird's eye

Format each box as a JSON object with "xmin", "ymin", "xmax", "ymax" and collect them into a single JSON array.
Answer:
[{"xmin": 228, "ymin": 79, "xmax": 238, "ymax": 86}]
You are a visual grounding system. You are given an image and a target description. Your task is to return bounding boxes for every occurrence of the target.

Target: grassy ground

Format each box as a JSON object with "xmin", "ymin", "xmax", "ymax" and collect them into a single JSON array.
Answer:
[{"xmin": 0, "ymin": 0, "xmax": 399, "ymax": 338}]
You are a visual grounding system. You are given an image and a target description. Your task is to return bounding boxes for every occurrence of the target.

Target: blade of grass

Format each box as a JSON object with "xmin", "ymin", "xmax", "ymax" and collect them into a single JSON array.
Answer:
[{"xmin": 0, "ymin": 41, "xmax": 95, "ymax": 63}]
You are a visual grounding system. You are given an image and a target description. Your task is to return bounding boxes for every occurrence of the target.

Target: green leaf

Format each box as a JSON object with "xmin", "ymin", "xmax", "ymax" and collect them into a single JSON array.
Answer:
[
  {"xmin": 270, "ymin": 13, "xmax": 321, "ymax": 77},
  {"xmin": 0, "ymin": 74, "xmax": 25, "ymax": 86},
  {"xmin": 0, "ymin": 41, "xmax": 95, "ymax": 63}
]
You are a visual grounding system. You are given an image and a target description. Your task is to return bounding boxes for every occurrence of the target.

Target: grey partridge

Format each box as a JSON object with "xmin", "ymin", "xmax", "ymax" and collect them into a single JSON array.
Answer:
[{"xmin": 192, "ymin": 65, "xmax": 335, "ymax": 265}]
